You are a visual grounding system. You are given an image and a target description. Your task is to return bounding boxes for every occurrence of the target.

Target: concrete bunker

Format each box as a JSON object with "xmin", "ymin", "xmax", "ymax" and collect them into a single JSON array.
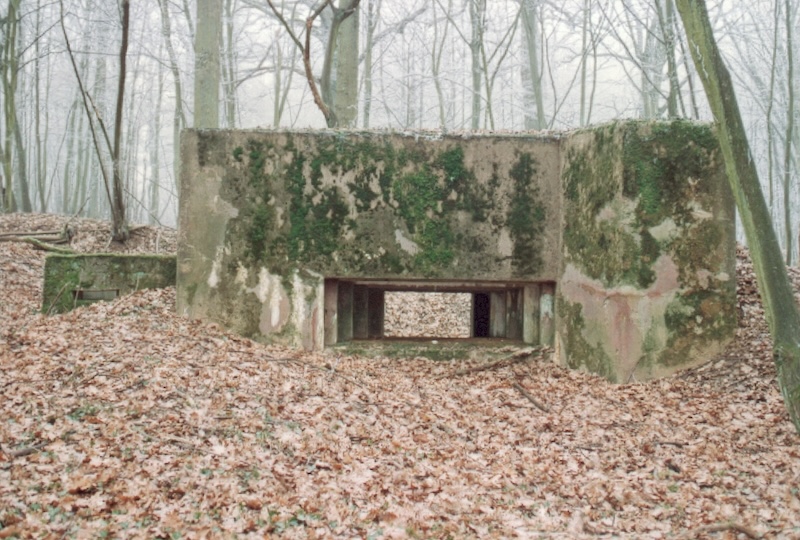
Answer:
[
  {"xmin": 42, "ymin": 253, "xmax": 176, "ymax": 314},
  {"xmin": 178, "ymin": 120, "xmax": 736, "ymax": 381}
]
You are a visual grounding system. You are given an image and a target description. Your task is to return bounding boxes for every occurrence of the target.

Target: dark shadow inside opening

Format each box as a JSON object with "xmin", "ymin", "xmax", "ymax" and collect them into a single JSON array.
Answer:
[{"xmin": 472, "ymin": 292, "xmax": 491, "ymax": 338}]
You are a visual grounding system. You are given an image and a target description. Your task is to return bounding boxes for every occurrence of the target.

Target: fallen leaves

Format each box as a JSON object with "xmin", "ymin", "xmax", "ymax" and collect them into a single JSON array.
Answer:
[{"xmin": 1, "ymin": 214, "xmax": 800, "ymax": 538}]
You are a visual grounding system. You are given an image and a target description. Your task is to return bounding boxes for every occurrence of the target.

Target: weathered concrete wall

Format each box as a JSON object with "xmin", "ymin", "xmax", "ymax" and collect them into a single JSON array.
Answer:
[
  {"xmin": 43, "ymin": 254, "xmax": 176, "ymax": 314},
  {"xmin": 178, "ymin": 121, "xmax": 736, "ymax": 380},
  {"xmin": 178, "ymin": 130, "xmax": 562, "ymax": 349},
  {"xmin": 557, "ymin": 121, "xmax": 736, "ymax": 381}
]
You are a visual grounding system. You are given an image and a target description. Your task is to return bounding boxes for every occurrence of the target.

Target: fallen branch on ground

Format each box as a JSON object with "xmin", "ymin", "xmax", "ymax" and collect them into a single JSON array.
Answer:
[
  {"xmin": 451, "ymin": 347, "xmax": 549, "ymax": 377},
  {"xmin": 512, "ymin": 381, "xmax": 551, "ymax": 412},
  {"xmin": 0, "ymin": 224, "xmax": 75, "ymax": 245},
  {"xmin": 7, "ymin": 442, "xmax": 49, "ymax": 459},
  {"xmin": 677, "ymin": 522, "xmax": 761, "ymax": 539},
  {"xmin": 21, "ymin": 237, "xmax": 76, "ymax": 253}
]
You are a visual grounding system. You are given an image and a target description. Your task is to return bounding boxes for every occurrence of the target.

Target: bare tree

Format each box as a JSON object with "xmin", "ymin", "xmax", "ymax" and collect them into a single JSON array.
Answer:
[
  {"xmin": 782, "ymin": 0, "xmax": 795, "ymax": 264},
  {"xmin": 59, "ymin": 0, "xmax": 130, "ymax": 241},
  {"xmin": 1, "ymin": 0, "xmax": 33, "ymax": 212},
  {"xmin": 361, "ymin": 0, "xmax": 380, "ymax": 127},
  {"xmin": 159, "ymin": 0, "xmax": 187, "ymax": 183},
  {"xmin": 221, "ymin": 0, "xmax": 238, "ymax": 127},
  {"xmin": 676, "ymin": 0, "xmax": 800, "ymax": 433},
  {"xmin": 520, "ymin": 0, "xmax": 546, "ymax": 129},
  {"xmin": 195, "ymin": 0, "xmax": 223, "ymax": 128},
  {"xmin": 266, "ymin": 0, "xmax": 361, "ymax": 127}
]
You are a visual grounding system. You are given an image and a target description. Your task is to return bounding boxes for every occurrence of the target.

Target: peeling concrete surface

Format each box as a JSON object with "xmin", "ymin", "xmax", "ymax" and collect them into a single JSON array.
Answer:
[{"xmin": 178, "ymin": 121, "xmax": 736, "ymax": 381}]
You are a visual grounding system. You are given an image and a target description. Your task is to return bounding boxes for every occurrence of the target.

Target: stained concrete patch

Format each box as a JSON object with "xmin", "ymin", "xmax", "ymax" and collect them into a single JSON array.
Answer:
[{"xmin": 178, "ymin": 121, "xmax": 736, "ymax": 381}]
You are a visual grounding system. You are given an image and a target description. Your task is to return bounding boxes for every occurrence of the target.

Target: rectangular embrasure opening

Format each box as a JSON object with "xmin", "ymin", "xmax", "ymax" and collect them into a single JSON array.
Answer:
[
  {"xmin": 323, "ymin": 279, "xmax": 555, "ymax": 347},
  {"xmin": 72, "ymin": 289, "xmax": 120, "ymax": 302},
  {"xmin": 384, "ymin": 292, "xmax": 472, "ymax": 338}
]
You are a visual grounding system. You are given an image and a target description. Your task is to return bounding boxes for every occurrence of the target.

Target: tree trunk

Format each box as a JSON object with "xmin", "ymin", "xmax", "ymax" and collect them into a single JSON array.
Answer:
[
  {"xmin": 158, "ymin": 0, "xmax": 186, "ymax": 187},
  {"xmin": 782, "ymin": 0, "xmax": 795, "ymax": 265},
  {"xmin": 468, "ymin": 0, "xmax": 484, "ymax": 130},
  {"xmin": 111, "ymin": 0, "xmax": 131, "ymax": 242},
  {"xmin": 332, "ymin": 0, "xmax": 359, "ymax": 128},
  {"xmin": 676, "ymin": 0, "xmax": 800, "ymax": 434},
  {"xmin": 520, "ymin": 0, "xmax": 545, "ymax": 130},
  {"xmin": 73, "ymin": 104, "xmax": 89, "ymax": 215},
  {"xmin": 318, "ymin": 0, "xmax": 360, "ymax": 128},
  {"xmin": 765, "ymin": 0, "xmax": 781, "ymax": 215},
  {"xmin": 1, "ymin": 0, "xmax": 32, "ymax": 212},
  {"xmin": 222, "ymin": 0, "xmax": 237, "ymax": 128},
  {"xmin": 362, "ymin": 0, "xmax": 379, "ymax": 128},
  {"xmin": 61, "ymin": 103, "xmax": 78, "ymax": 215},
  {"xmin": 659, "ymin": 0, "xmax": 682, "ymax": 117},
  {"xmin": 151, "ymin": 61, "xmax": 164, "ymax": 225},
  {"xmin": 33, "ymin": 0, "xmax": 47, "ymax": 212},
  {"xmin": 579, "ymin": 0, "xmax": 589, "ymax": 127},
  {"xmin": 195, "ymin": 0, "xmax": 222, "ymax": 128}
]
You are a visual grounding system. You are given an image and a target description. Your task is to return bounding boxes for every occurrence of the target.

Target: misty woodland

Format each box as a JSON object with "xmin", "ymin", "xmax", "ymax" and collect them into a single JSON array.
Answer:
[{"xmin": 2, "ymin": 0, "xmax": 800, "ymax": 538}]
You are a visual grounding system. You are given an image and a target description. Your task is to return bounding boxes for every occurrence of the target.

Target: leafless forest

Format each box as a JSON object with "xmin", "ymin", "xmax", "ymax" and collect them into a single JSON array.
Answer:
[{"xmin": 1, "ymin": 0, "xmax": 799, "ymax": 259}]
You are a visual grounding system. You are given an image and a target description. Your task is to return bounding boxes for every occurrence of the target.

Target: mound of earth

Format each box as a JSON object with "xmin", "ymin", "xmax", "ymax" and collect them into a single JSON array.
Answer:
[{"xmin": 1, "ymin": 213, "xmax": 799, "ymax": 539}]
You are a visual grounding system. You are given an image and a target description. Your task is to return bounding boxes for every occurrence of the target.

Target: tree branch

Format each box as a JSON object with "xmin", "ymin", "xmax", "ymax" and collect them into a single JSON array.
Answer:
[{"xmin": 58, "ymin": 0, "xmax": 113, "ymax": 214}]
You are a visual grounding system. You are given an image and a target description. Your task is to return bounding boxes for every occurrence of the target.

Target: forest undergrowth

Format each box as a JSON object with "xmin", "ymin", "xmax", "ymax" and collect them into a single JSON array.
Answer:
[{"xmin": 1, "ymin": 213, "xmax": 799, "ymax": 539}]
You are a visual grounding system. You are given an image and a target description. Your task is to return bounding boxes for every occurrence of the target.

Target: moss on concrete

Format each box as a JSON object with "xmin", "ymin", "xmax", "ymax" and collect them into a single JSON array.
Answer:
[
  {"xmin": 559, "ymin": 120, "xmax": 735, "ymax": 380},
  {"xmin": 508, "ymin": 152, "xmax": 546, "ymax": 276},
  {"xmin": 563, "ymin": 120, "xmax": 725, "ymax": 289},
  {"xmin": 622, "ymin": 120, "xmax": 719, "ymax": 228},
  {"xmin": 557, "ymin": 297, "xmax": 616, "ymax": 382},
  {"xmin": 42, "ymin": 254, "xmax": 176, "ymax": 314},
  {"xmin": 222, "ymin": 132, "xmax": 528, "ymax": 281},
  {"xmin": 332, "ymin": 339, "xmax": 527, "ymax": 361},
  {"xmin": 562, "ymin": 124, "xmax": 638, "ymax": 288}
]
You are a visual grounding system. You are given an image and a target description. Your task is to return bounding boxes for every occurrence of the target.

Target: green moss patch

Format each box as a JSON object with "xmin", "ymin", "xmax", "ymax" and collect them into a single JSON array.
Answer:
[
  {"xmin": 508, "ymin": 152, "xmax": 546, "ymax": 276},
  {"xmin": 221, "ymin": 133, "xmax": 518, "ymax": 280},
  {"xmin": 563, "ymin": 120, "xmax": 723, "ymax": 290},
  {"xmin": 557, "ymin": 297, "xmax": 616, "ymax": 382},
  {"xmin": 42, "ymin": 254, "xmax": 176, "ymax": 314}
]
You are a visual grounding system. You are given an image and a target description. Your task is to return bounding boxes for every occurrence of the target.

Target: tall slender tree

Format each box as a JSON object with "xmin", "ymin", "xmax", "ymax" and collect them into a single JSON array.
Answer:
[
  {"xmin": 1, "ymin": 0, "xmax": 33, "ymax": 212},
  {"xmin": 520, "ymin": 0, "xmax": 546, "ymax": 129},
  {"xmin": 195, "ymin": 0, "xmax": 223, "ymax": 128},
  {"xmin": 60, "ymin": 0, "xmax": 130, "ymax": 241},
  {"xmin": 159, "ymin": 0, "xmax": 187, "ymax": 184},
  {"xmin": 676, "ymin": 0, "xmax": 800, "ymax": 433},
  {"xmin": 782, "ymin": 0, "xmax": 795, "ymax": 264}
]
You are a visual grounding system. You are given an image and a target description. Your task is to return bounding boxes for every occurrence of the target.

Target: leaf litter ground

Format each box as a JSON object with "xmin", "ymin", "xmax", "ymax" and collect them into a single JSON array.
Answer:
[{"xmin": 1, "ymin": 214, "xmax": 799, "ymax": 539}]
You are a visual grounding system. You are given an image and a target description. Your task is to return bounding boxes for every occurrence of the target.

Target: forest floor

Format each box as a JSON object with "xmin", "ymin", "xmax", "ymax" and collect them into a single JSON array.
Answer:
[{"xmin": 1, "ymin": 213, "xmax": 799, "ymax": 539}]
